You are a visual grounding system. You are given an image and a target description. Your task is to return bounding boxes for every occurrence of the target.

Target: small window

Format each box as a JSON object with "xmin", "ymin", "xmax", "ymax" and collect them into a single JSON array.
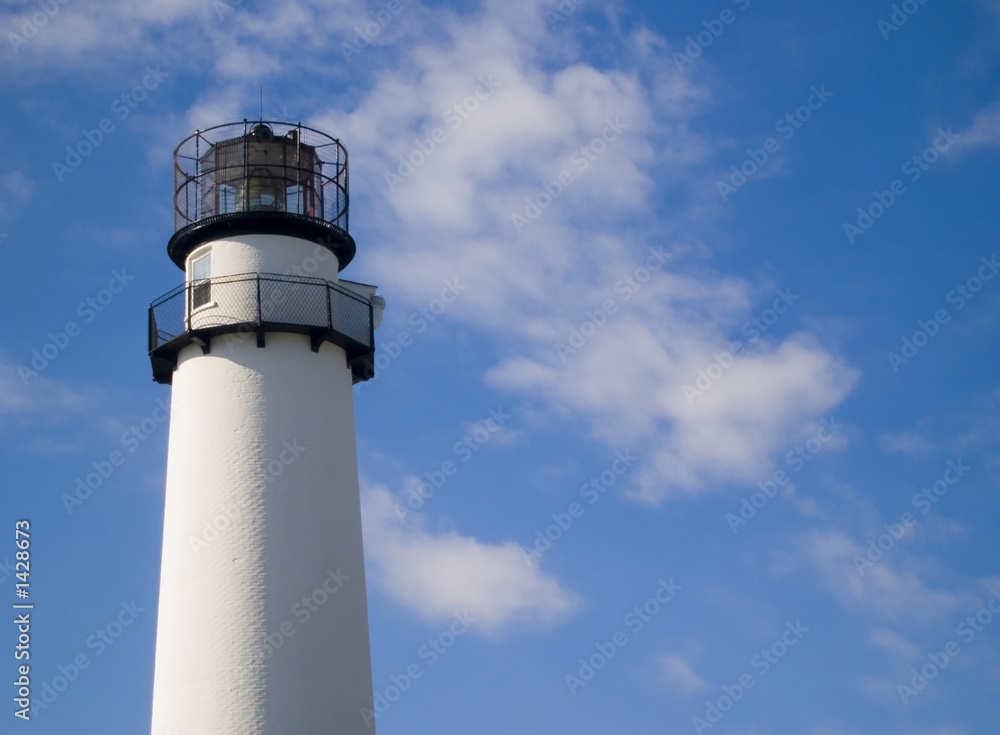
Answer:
[
  {"xmin": 191, "ymin": 252, "xmax": 211, "ymax": 309},
  {"xmin": 286, "ymin": 184, "xmax": 304, "ymax": 214},
  {"xmin": 219, "ymin": 184, "xmax": 236, "ymax": 214}
]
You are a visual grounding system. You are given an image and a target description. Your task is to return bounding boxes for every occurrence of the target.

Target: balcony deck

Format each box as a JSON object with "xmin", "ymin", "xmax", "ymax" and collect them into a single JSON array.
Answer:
[{"xmin": 148, "ymin": 272, "xmax": 375, "ymax": 384}]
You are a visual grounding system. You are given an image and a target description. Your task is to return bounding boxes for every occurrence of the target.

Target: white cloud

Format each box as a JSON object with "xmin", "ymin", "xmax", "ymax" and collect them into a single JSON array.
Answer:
[
  {"xmin": 4, "ymin": 0, "xmax": 861, "ymax": 502},
  {"xmin": 954, "ymin": 102, "xmax": 1000, "ymax": 151},
  {"xmin": 0, "ymin": 171, "xmax": 34, "ymax": 221},
  {"xmin": 0, "ymin": 355, "xmax": 114, "ymax": 454},
  {"xmin": 0, "ymin": 0, "xmax": 372, "ymax": 84},
  {"xmin": 0, "ymin": 355, "xmax": 91, "ymax": 420},
  {"xmin": 361, "ymin": 483, "xmax": 578, "ymax": 635},
  {"xmin": 658, "ymin": 653, "xmax": 708, "ymax": 695},
  {"xmin": 309, "ymin": 0, "xmax": 859, "ymax": 503},
  {"xmin": 800, "ymin": 530, "xmax": 966, "ymax": 621},
  {"xmin": 868, "ymin": 627, "xmax": 919, "ymax": 660},
  {"xmin": 461, "ymin": 415, "xmax": 522, "ymax": 448},
  {"xmin": 489, "ymin": 323, "xmax": 856, "ymax": 503},
  {"xmin": 878, "ymin": 430, "xmax": 934, "ymax": 456}
]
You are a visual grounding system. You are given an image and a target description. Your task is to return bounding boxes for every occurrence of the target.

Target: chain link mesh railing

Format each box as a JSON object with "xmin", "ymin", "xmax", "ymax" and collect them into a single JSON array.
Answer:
[{"xmin": 149, "ymin": 272, "xmax": 373, "ymax": 356}]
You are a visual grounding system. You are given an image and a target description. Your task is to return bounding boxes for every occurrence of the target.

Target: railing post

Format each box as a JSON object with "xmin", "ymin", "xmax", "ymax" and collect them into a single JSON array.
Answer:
[
  {"xmin": 242, "ymin": 119, "xmax": 249, "ymax": 213},
  {"xmin": 194, "ymin": 132, "xmax": 200, "ymax": 222},
  {"xmin": 256, "ymin": 274, "xmax": 262, "ymax": 326},
  {"xmin": 326, "ymin": 281, "xmax": 333, "ymax": 331},
  {"xmin": 368, "ymin": 298, "xmax": 374, "ymax": 352}
]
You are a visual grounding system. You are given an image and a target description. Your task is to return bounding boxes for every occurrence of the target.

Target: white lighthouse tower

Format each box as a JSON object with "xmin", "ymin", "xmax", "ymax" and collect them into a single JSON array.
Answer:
[{"xmin": 147, "ymin": 120, "xmax": 383, "ymax": 734}]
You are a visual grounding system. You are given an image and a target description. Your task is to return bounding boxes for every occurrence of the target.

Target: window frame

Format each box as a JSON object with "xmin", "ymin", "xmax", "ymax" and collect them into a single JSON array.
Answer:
[{"xmin": 189, "ymin": 250, "xmax": 213, "ymax": 311}]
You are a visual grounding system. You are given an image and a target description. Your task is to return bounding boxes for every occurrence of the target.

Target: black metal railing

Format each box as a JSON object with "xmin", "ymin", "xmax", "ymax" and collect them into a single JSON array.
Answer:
[{"xmin": 148, "ymin": 272, "xmax": 375, "ymax": 384}]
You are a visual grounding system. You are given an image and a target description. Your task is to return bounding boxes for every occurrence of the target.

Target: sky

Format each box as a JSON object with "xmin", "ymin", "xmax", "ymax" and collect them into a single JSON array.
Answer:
[{"xmin": 2, "ymin": 0, "xmax": 1000, "ymax": 733}]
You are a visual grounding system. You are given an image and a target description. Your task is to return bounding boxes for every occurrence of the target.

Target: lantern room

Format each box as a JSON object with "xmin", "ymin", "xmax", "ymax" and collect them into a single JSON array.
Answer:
[{"xmin": 168, "ymin": 119, "xmax": 355, "ymax": 270}]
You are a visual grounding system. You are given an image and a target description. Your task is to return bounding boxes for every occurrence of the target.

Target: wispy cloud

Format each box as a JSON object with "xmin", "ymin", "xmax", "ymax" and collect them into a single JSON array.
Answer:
[
  {"xmin": 0, "ymin": 171, "xmax": 34, "ymax": 221},
  {"xmin": 800, "ymin": 530, "xmax": 966, "ymax": 621},
  {"xmin": 878, "ymin": 430, "xmax": 935, "ymax": 456},
  {"xmin": 868, "ymin": 627, "xmax": 920, "ymax": 660},
  {"xmin": 0, "ymin": 354, "xmax": 91, "ymax": 420},
  {"xmin": 953, "ymin": 102, "xmax": 1000, "ymax": 152},
  {"xmin": 658, "ymin": 652, "xmax": 708, "ymax": 695}
]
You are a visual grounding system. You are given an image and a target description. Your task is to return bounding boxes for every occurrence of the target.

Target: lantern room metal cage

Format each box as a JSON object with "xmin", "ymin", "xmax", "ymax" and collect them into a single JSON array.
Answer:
[{"xmin": 168, "ymin": 120, "xmax": 355, "ymax": 270}]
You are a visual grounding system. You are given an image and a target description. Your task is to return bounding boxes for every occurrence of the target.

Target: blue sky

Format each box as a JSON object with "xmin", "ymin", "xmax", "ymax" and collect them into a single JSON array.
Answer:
[{"xmin": 2, "ymin": 0, "xmax": 1000, "ymax": 733}]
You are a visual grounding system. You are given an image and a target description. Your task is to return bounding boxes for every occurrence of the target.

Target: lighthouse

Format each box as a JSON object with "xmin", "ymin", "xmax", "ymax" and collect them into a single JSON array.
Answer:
[{"xmin": 147, "ymin": 120, "xmax": 383, "ymax": 734}]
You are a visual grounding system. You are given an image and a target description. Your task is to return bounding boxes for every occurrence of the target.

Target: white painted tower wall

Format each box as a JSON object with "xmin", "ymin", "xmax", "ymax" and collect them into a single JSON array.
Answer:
[{"xmin": 150, "ymin": 234, "xmax": 376, "ymax": 735}]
